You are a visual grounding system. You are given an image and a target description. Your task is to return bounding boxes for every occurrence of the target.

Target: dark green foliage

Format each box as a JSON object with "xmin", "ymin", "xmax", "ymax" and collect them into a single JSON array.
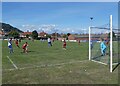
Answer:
[
  {"xmin": 8, "ymin": 30, "xmax": 20, "ymax": 38},
  {"xmin": 63, "ymin": 34, "xmax": 67, "ymax": 38},
  {"xmin": 26, "ymin": 34, "xmax": 29, "ymax": 38},
  {"xmin": 108, "ymin": 31, "xmax": 116, "ymax": 38},
  {"xmin": 32, "ymin": 30, "xmax": 38, "ymax": 39},
  {"xmin": 46, "ymin": 34, "xmax": 51, "ymax": 38},
  {"xmin": 67, "ymin": 33, "xmax": 71, "ymax": 36},
  {"xmin": 52, "ymin": 33, "xmax": 61, "ymax": 37}
]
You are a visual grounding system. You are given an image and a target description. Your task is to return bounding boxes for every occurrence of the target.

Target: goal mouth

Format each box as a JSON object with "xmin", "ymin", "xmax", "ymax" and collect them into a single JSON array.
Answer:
[{"xmin": 89, "ymin": 15, "xmax": 120, "ymax": 72}]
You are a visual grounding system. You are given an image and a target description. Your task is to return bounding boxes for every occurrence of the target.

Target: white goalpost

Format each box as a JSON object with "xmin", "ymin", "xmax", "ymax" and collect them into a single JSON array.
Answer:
[
  {"xmin": 89, "ymin": 15, "xmax": 119, "ymax": 73},
  {"xmin": 110, "ymin": 15, "xmax": 113, "ymax": 72}
]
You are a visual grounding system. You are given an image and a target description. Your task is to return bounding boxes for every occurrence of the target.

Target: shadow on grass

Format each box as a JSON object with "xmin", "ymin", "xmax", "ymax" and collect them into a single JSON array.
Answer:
[
  {"xmin": 112, "ymin": 53, "xmax": 120, "ymax": 72},
  {"xmin": 92, "ymin": 53, "xmax": 109, "ymax": 61},
  {"xmin": 20, "ymin": 51, "xmax": 36, "ymax": 53},
  {"xmin": 112, "ymin": 62, "xmax": 120, "ymax": 72}
]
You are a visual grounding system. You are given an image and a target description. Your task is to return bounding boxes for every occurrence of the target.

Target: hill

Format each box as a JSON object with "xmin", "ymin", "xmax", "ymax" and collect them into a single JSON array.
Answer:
[{"xmin": 0, "ymin": 22, "xmax": 23, "ymax": 33}]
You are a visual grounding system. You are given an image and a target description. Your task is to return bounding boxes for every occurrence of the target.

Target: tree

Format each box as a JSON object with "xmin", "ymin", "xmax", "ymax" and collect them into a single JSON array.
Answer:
[
  {"xmin": 63, "ymin": 34, "xmax": 67, "ymax": 38},
  {"xmin": 52, "ymin": 32, "xmax": 60, "ymax": 39},
  {"xmin": 67, "ymin": 33, "xmax": 71, "ymax": 36},
  {"xmin": 8, "ymin": 30, "xmax": 19, "ymax": 38},
  {"xmin": 46, "ymin": 34, "xmax": 51, "ymax": 38},
  {"xmin": 108, "ymin": 31, "xmax": 116, "ymax": 38},
  {"xmin": 32, "ymin": 30, "xmax": 38, "ymax": 39},
  {"xmin": 26, "ymin": 34, "xmax": 29, "ymax": 38}
]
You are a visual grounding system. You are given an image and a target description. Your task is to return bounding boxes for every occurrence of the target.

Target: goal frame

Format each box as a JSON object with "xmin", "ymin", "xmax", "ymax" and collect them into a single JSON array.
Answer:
[{"xmin": 89, "ymin": 15, "xmax": 113, "ymax": 72}]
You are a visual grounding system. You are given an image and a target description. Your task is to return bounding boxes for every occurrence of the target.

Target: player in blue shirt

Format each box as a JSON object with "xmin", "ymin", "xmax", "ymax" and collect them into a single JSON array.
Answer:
[{"xmin": 100, "ymin": 38, "xmax": 107, "ymax": 56}]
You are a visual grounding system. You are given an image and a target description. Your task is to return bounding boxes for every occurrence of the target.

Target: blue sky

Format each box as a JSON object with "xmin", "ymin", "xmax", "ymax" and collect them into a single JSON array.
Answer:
[{"xmin": 2, "ymin": 2, "xmax": 118, "ymax": 33}]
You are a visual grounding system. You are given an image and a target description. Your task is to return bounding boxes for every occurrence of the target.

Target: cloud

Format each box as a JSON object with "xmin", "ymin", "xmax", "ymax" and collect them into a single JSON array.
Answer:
[
  {"xmin": 60, "ymin": 28, "xmax": 79, "ymax": 34},
  {"xmin": 21, "ymin": 24, "xmax": 58, "ymax": 33},
  {"xmin": 21, "ymin": 24, "xmax": 89, "ymax": 34},
  {"xmin": 21, "ymin": 24, "xmax": 38, "ymax": 32}
]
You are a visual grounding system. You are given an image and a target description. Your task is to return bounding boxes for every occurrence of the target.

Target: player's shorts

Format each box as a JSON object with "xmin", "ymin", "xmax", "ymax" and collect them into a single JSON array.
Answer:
[
  {"xmin": 63, "ymin": 44, "xmax": 66, "ymax": 46},
  {"xmin": 22, "ymin": 47, "xmax": 26, "ymax": 50},
  {"xmin": 63, "ymin": 44, "xmax": 66, "ymax": 48},
  {"xmin": 48, "ymin": 42, "xmax": 51, "ymax": 44},
  {"xmin": 8, "ymin": 45, "xmax": 12, "ymax": 49},
  {"xmin": 103, "ymin": 48, "xmax": 106, "ymax": 52}
]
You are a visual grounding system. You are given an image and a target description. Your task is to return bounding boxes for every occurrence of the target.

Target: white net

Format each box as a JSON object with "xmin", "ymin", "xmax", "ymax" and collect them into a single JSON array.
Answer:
[
  {"xmin": 112, "ymin": 29, "xmax": 120, "ymax": 65},
  {"xmin": 89, "ymin": 27, "xmax": 120, "ymax": 72},
  {"xmin": 90, "ymin": 27, "xmax": 110, "ymax": 65}
]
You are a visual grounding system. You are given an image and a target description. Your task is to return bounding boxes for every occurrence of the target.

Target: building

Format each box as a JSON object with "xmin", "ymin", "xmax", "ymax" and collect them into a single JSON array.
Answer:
[
  {"xmin": 20, "ymin": 31, "xmax": 32, "ymax": 38},
  {"xmin": 68, "ymin": 34, "xmax": 89, "ymax": 42},
  {"xmin": 68, "ymin": 34, "xmax": 75, "ymax": 40},
  {"xmin": 38, "ymin": 31, "xmax": 47, "ymax": 38},
  {"xmin": 68, "ymin": 33, "xmax": 109, "ymax": 42}
]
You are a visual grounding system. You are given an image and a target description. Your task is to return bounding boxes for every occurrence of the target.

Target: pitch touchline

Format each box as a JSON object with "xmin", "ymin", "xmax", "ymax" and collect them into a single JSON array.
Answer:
[
  {"xmin": 4, "ymin": 60, "xmax": 88, "ymax": 71},
  {"xmin": 7, "ymin": 56, "xmax": 18, "ymax": 69}
]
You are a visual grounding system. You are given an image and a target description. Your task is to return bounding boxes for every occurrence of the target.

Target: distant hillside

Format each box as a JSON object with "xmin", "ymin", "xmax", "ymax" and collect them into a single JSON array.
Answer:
[{"xmin": 0, "ymin": 22, "xmax": 23, "ymax": 33}]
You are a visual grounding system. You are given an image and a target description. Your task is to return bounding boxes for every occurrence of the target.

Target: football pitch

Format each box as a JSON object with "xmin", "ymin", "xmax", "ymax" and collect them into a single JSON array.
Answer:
[{"xmin": 2, "ymin": 40, "xmax": 118, "ymax": 84}]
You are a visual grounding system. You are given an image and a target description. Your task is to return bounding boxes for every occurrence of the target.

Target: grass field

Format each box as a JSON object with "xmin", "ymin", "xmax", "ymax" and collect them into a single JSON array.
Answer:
[{"xmin": 2, "ymin": 40, "xmax": 118, "ymax": 84}]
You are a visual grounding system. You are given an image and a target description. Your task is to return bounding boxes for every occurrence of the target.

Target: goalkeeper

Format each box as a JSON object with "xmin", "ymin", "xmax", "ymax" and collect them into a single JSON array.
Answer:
[{"xmin": 100, "ymin": 38, "xmax": 107, "ymax": 56}]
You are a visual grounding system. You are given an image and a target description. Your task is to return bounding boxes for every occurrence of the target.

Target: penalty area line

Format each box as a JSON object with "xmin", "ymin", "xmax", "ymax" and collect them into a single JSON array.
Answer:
[
  {"xmin": 7, "ymin": 56, "xmax": 18, "ymax": 69},
  {"xmin": 4, "ymin": 60, "xmax": 88, "ymax": 71}
]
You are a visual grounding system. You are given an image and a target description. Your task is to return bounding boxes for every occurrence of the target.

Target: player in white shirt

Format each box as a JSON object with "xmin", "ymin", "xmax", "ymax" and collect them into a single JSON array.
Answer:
[
  {"xmin": 8, "ymin": 38, "xmax": 13, "ymax": 53},
  {"xmin": 48, "ymin": 37, "xmax": 52, "ymax": 46}
]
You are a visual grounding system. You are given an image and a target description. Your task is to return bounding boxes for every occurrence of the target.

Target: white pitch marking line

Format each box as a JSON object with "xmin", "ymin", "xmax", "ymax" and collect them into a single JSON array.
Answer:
[
  {"xmin": 4, "ymin": 60, "xmax": 88, "ymax": 71},
  {"xmin": 91, "ymin": 60, "xmax": 108, "ymax": 65},
  {"xmin": 7, "ymin": 56, "xmax": 18, "ymax": 69},
  {"xmin": 112, "ymin": 63, "xmax": 119, "ymax": 65}
]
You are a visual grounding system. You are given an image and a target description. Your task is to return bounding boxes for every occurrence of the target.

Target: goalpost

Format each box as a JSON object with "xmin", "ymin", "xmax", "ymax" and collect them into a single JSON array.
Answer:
[{"xmin": 89, "ymin": 15, "xmax": 119, "ymax": 72}]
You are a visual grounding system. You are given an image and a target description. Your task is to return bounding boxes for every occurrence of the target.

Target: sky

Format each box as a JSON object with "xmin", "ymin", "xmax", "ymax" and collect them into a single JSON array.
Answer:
[
  {"xmin": 2, "ymin": 0, "xmax": 120, "ymax": 2},
  {"xmin": 2, "ymin": 2, "xmax": 118, "ymax": 34}
]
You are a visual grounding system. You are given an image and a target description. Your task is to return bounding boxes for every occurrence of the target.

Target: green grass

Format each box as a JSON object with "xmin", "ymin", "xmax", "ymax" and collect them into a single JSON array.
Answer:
[{"xmin": 2, "ymin": 40, "xmax": 118, "ymax": 84}]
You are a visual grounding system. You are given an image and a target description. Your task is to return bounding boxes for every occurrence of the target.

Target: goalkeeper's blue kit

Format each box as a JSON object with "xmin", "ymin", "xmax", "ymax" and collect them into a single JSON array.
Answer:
[{"xmin": 100, "ymin": 42, "xmax": 106, "ymax": 55}]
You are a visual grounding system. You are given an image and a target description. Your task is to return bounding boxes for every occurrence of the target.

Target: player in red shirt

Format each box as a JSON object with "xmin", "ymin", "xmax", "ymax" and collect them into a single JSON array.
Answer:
[
  {"xmin": 106, "ymin": 41, "xmax": 109, "ymax": 45},
  {"xmin": 104, "ymin": 38, "xmax": 109, "ymax": 46},
  {"xmin": 22, "ymin": 42, "xmax": 28, "ymax": 53},
  {"xmin": 63, "ymin": 39, "xmax": 66, "ymax": 50},
  {"xmin": 78, "ymin": 40, "xmax": 80, "ymax": 45},
  {"xmin": 15, "ymin": 39, "xmax": 20, "ymax": 48}
]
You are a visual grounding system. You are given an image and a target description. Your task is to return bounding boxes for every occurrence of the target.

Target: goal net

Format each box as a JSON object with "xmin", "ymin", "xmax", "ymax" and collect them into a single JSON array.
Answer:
[{"xmin": 89, "ymin": 15, "xmax": 120, "ymax": 72}]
